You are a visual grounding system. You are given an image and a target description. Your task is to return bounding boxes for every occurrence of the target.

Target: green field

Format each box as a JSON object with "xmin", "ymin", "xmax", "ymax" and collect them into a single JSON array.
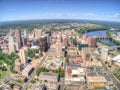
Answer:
[{"xmin": 0, "ymin": 70, "xmax": 6, "ymax": 78}]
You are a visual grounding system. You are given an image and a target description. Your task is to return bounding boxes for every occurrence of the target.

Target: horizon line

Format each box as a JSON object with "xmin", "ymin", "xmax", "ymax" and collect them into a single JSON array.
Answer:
[{"xmin": 0, "ymin": 19, "xmax": 120, "ymax": 23}]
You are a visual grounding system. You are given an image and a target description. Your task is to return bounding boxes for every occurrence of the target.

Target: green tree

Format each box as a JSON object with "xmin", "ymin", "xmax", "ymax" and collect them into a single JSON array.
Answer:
[
  {"xmin": 9, "ymin": 83, "xmax": 14, "ymax": 89},
  {"xmin": 30, "ymin": 79, "xmax": 36, "ymax": 83},
  {"xmin": 55, "ymin": 68, "xmax": 64, "ymax": 77},
  {"xmin": 28, "ymin": 49, "xmax": 39, "ymax": 58},
  {"xmin": 66, "ymin": 55, "xmax": 69, "ymax": 63},
  {"xmin": 36, "ymin": 67, "xmax": 49, "ymax": 76}
]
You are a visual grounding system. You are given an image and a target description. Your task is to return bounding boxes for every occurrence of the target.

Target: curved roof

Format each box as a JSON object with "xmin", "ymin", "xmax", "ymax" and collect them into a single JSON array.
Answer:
[{"xmin": 112, "ymin": 55, "xmax": 120, "ymax": 63}]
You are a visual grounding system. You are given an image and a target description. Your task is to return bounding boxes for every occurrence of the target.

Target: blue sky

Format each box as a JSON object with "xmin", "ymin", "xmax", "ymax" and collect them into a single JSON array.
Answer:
[{"xmin": 0, "ymin": 0, "xmax": 120, "ymax": 22}]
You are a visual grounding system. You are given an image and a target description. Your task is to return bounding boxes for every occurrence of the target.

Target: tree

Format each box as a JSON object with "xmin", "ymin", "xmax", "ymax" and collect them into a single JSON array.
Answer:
[
  {"xmin": 0, "ymin": 66, "xmax": 7, "ymax": 71},
  {"xmin": 105, "ymin": 61, "xmax": 108, "ymax": 64},
  {"xmin": 66, "ymin": 55, "xmax": 69, "ymax": 63},
  {"xmin": 55, "ymin": 68, "xmax": 64, "ymax": 77},
  {"xmin": 28, "ymin": 49, "xmax": 39, "ymax": 58},
  {"xmin": 10, "ymin": 65, "xmax": 17, "ymax": 74},
  {"xmin": 30, "ymin": 79, "xmax": 36, "ymax": 84},
  {"xmin": 36, "ymin": 67, "xmax": 49, "ymax": 76},
  {"xmin": 9, "ymin": 83, "xmax": 14, "ymax": 88},
  {"xmin": 0, "ymin": 51, "xmax": 18, "ymax": 73}
]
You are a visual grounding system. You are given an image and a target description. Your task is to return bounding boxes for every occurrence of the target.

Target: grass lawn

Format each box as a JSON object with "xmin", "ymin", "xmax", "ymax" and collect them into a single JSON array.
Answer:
[
  {"xmin": 0, "ymin": 70, "xmax": 6, "ymax": 78},
  {"xmin": 113, "ymin": 69, "xmax": 120, "ymax": 81}
]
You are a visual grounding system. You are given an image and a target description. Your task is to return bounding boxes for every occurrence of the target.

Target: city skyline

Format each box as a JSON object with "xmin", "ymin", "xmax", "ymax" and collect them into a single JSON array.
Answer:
[{"xmin": 0, "ymin": 0, "xmax": 120, "ymax": 22}]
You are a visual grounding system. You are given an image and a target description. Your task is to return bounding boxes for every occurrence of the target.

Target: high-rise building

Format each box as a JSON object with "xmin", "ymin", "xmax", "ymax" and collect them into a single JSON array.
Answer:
[
  {"xmin": 9, "ymin": 36, "xmax": 15, "ymax": 53},
  {"xmin": 24, "ymin": 29, "xmax": 28, "ymax": 39},
  {"xmin": 81, "ymin": 47, "xmax": 92, "ymax": 61},
  {"xmin": 45, "ymin": 34, "xmax": 51, "ymax": 48},
  {"xmin": 22, "ymin": 37, "xmax": 27, "ymax": 47},
  {"xmin": 15, "ymin": 42, "xmax": 21, "ymax": 52},
  {"xmin": 87, "ymin": 36, "xmax": 97, "ymax": 48},
  {"xmin": 15, "ymin": 29, "xmax": 22, "ymax": 48},
  {"xmin": 34, "ymin": 29, "xmax": 42, "ymax": 39},
  {"xmin": 101, "ymin": 47, "xmax": 109, "ymax": 61},
  {"xmin": 19, "ymin": 48, "xmax": 27, "ymax": 64},
  {"xmin": 14, "ymin": 59, "xmax": 22, "ymax": 73},
  {"xmin": 39, "ymin": 35, "xmax": 48, "ymax": 52}
]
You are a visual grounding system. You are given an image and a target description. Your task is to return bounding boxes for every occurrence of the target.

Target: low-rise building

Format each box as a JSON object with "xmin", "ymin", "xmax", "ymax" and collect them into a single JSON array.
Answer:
[
  {"xmin": 71, "ymin": 67, "xmax": 85, "ymax": 85},
  {"xmin": 112, "ymin": 55, "xmax": 120, "ymax": 67},
  {"xmin": 22, "ymin": 64, "xmax": 34, "ymax": 77},
  {"xmin": 10, "ymin": 74, "xmax": 28, "ymax": 82},
  {"xmin": 13, "ymin": 84, "xmax": 22, "ymax": 90},
  {"xmin": 35, "ymin": 84, "xmax": 46, "ymax": 90},
  {"xmin": 39, "ymin": 72, "xmax": 59, "ymax": 90},
  {"xmin": 87, "ymin": 76, "xmax": 107, "ymax": 89},
  {"xmin": 39, "ymin": 72, "xmax": 59, "ymax": 83},
  {"xmin": 65, "ymin": 65, "xmax": 85, "ymax": 85}
]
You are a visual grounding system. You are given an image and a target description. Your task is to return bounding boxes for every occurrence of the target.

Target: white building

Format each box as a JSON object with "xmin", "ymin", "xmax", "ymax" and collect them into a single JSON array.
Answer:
[
  {"xmin": 112, "ymin": 55, "xmax": 120, "ymax": 66},
  {"xmin": 101, "ymin": 47, "xmax": 109, "ymax": 61},
  {"xmin": 9, "ymin": 36, "xmax": 15, "ymax": 53}
]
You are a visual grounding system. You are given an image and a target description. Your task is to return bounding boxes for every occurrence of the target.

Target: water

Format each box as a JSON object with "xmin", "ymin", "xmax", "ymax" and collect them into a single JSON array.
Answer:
[{"xmin": 85, "ymin": 30, "xmax": 117, "ymax": 46}]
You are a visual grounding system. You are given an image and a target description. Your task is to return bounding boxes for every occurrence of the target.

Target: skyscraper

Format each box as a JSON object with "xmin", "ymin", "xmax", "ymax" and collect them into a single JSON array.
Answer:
[
  {"xmin": 39, "ymin": 35, "xmax": 48, "ymax": 52},
  {"xmin": 15, "ymin": 42, "xmax": 20, "ymax": 52},
  {"xmin": 34, "ymin": 29, "xmax": 42, "ymax": 39},
  {"xmin": 22, "ymin": 37, "xmax": 27, "ymax": 47},
  {"xmin": 9, "ymin": 36, "xmax": 15, "ymax": 53},
  {"xmin": 19, "ymin": 48, "xmax": 27, "ymax": 64},
  {"xmin": 24, "ymin": 29, "xmax": 28, "ymax": 39},
  {"xmin": 15, "ymin": 29, "xmax": 22, "ymax": 48},
  {"xmin": 45, "ymin": 34, "xmax": 51, "ymax": 48}
]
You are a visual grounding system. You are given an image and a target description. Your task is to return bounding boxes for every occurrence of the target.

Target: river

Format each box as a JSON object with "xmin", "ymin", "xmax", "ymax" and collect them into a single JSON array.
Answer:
[{"xmin": 85, "ymin": 30, "xmax": 116, "ymax": 46}]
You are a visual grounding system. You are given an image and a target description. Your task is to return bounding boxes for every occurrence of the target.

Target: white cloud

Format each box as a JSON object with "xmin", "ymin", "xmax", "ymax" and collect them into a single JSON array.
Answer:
[
  {"xmin": 1, "ymin": 13, "xmax": 120, "ymax": 22},
  {"xmin": 112, "ymin": 13, "xmax": 120, "ymax": 18}
]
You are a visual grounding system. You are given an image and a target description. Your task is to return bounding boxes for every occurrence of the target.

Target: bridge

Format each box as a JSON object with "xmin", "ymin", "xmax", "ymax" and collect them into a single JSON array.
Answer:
[
  {"xmin": 96, "ymin": 36, "xmax": 110, "ymax": 39},
  {"xmin": 111, "ymin": 46, "xmax": 120, "ymax": 48}
]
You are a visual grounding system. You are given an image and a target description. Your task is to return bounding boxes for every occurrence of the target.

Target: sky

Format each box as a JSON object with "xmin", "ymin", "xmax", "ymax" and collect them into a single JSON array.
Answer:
[{"xmin": 0, "ymin": 0, "xmax": 120, "ymax": 22}]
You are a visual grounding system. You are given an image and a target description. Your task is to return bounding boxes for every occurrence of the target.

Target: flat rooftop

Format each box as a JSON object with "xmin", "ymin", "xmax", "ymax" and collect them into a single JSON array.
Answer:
[
  {"xmin": 22, "ymin": 64, "xmax": 33, "ymax": 74},
  {"xmin": 71, "ymin": 77, "xmax": 85, "ymax": 82},
  {"xmin": 39, "ymin": 72, "xmax": 58, "ymax": 79},
  {"xmin": 72, "ymin": 68, "xmax": 85, "ymax": 75},
  {"xmin": 86, "ymin": 61, "xmax": 102, "ymax": 67},
  {"xmin": 87, "ymin": 76, "xmax": 107, "ymax": 83}
]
